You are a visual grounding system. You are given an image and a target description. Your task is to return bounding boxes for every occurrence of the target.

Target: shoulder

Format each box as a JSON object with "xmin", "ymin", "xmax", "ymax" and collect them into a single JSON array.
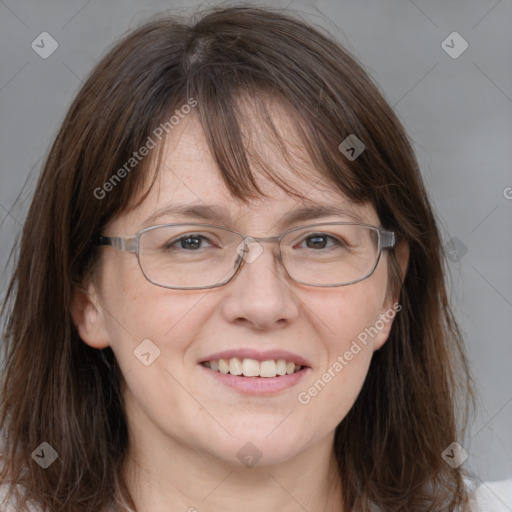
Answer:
[
  {"xmin": 468, "ymin": 478, "xmax": 512, "ymax": 512},
  {"xmin": 0, "ymin": 482, "xmax": 43, "ymax": 512}
]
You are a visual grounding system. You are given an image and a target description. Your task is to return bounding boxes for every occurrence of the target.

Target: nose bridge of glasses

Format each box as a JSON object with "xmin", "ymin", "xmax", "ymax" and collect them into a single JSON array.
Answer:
[
  {"xmin": 234, "ymin": 234, "xmax": 284, "ymax": 269},
  {"xmin": 247, "ymin": 234, "xmax": 282, "ymax": 244}
]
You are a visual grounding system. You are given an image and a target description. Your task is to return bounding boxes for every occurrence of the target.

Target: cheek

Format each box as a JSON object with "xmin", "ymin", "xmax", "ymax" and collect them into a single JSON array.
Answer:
[
  {"xmin": 296, "ymin": 279, "xmax": 386, "ymax": 417},
  {"xmin": 297, "ymin": 311, "xmax": 375, "ymax": 429},
  {"xmin": 309, "ymin": 278, "xmax": 385, "ymax": 349},
  {"xmin": 99, "ymin": 275, "xmax": 212, "ymax": 432},
  {"xmin": 98, "ymin": 255, "xmax": 207, "ymax": 367}
]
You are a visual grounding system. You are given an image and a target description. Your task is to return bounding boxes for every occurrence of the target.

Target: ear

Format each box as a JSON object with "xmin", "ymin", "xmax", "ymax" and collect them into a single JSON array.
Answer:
[
  {"xmin": 373, "ymin": 239, "xmax": 409, "ymax": 351},
  {"xmin": 71, "ymin": 281, "xmax": 111, "ymax": 349}
]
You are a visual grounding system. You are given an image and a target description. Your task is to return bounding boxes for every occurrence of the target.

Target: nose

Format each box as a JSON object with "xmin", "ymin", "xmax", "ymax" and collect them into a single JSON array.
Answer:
[{"xmin": 219, "ymin": 238, "xmax": 301, "ymax": 330}]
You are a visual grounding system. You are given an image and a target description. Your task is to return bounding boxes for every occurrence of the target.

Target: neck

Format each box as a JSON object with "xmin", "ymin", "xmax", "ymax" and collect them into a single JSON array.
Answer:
[{"xmin": 120, "ymin": 415, "xmax": 344, "ymax": 512}]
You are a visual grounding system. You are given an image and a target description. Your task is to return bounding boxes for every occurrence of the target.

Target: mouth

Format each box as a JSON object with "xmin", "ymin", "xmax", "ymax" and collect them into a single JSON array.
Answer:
[{"xmin": 201, "ymin": 358, "xmax": 306, "ymax": 378}]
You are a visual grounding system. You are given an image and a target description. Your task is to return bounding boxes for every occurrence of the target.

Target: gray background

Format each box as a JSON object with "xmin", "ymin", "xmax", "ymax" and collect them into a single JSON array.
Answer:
[{"xmin": 1, "ymin": 0, "xmax": 511, "ymax": 495}]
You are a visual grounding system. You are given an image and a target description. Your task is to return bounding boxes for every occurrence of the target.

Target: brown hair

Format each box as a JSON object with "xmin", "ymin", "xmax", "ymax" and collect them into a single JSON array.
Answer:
[{"xmin": 1, "ymin": 5, "xmax": 475, "ymax": 511}]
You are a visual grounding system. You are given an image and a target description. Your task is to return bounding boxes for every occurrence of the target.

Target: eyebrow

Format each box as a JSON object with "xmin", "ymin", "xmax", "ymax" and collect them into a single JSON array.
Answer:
[{"xmin": 143, "ymin": 202, "xmax": 364, "ymax": 229}]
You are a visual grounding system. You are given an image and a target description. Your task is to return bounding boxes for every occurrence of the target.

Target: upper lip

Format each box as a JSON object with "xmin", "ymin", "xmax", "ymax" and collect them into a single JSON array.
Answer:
[{"xmin": 199, "ymin": 349, "xmax": 311, "ymax": 368}]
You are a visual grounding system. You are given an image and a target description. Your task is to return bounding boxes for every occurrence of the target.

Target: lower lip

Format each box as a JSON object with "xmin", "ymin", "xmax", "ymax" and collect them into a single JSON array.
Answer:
[{"xmin": 199, "ymin": 364, "xmax": 310, "ymax": 395}]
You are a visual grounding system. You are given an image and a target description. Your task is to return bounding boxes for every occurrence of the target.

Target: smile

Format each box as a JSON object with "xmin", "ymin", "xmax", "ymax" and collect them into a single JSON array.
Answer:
[{"xmin": 201, "ymin": 358, "xmax": 303, "ymax": 378}]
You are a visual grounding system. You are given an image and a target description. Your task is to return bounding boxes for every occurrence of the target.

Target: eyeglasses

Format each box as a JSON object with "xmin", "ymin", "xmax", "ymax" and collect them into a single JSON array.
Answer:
[{"xmin": 94, "ymin": 222, "xmax": 395, "ymax": 290}]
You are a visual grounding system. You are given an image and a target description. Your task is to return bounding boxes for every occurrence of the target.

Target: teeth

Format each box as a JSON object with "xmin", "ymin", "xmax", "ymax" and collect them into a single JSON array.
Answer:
[
  {"xmin": 229, "ymin": 357, "xmax": 242, "ymax": 376},
  {"xmin": 219, "ymin": 359, "xmax": 229, "ymax": 374},
  {"xmin": 276, "ymin": 359, "xmax": 287, "ymax": 375},
  {"xmin": 260, "ymin": 360, "xmax": 276, "ymax": 378},
  {"xmin": 203, "ymin": 357, "xmax": 303, "ymax": 377},
  {"xmin": 242, "ymin": 358, "xmax": 260, "ymax": 377}
]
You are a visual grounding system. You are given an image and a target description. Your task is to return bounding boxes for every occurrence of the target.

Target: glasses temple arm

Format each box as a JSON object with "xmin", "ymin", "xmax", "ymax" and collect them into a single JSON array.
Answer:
[
  {"xmin": 380, "ymin": 230, "xmax": 396, "ymax": 249},
  {"xmin": 94, "ymin": 235, "xmax": 137, "ymax": 252}
]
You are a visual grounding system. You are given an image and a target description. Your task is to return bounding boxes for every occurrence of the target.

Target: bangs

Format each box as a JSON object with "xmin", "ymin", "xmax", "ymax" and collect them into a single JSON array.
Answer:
[{"xmin": 123, "ymin": 84, "xmax": 371, "ymax": 225}]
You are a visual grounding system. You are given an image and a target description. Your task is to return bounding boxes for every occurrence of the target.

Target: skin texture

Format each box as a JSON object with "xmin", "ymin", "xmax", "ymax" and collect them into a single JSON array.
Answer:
[{"xmin": 72, "ymin": 106, "xmax": 409, "ymax": 512}]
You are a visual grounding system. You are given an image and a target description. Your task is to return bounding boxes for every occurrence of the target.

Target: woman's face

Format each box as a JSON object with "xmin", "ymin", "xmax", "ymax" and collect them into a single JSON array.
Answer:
[{"xmin": 76, "ymin": 109, "xmax": 403, "ymax": 469}]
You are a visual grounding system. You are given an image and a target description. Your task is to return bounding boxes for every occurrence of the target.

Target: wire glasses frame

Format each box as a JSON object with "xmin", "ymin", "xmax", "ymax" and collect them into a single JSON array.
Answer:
[{"xmin": 94, "ymin": 222, "xmax": 396, "ymax": 290}]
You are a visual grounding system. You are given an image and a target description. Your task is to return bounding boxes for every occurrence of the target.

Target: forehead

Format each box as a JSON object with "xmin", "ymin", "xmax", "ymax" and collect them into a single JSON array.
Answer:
[{"xmin": 122, "ymin": 101, "xmax": 378, "ymax": 230}]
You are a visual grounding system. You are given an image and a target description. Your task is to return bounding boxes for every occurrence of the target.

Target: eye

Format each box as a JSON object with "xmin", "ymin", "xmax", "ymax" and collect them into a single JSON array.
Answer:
[
  {"xmin": 299, "ymin": 233, "xmax": 347, "ymax": 250},
  {"xmin": 165, "ymin": 234, "xmax": 216, "ymax": 251}
]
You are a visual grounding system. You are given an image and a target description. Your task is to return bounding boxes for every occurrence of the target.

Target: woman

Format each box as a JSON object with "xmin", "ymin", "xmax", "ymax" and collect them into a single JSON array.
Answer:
[{"xmin": 0, "ymin": 5, "xmax": 505, "ymax": 511}]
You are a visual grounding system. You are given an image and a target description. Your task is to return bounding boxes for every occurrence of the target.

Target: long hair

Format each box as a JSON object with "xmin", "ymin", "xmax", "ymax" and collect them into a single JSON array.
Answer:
[{"xmin": 1, "ymin": 5, "xmax": 475, "ymax": 511}]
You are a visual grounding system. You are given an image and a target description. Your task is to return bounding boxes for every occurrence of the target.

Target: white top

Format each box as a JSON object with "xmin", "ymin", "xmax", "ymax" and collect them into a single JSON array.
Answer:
[
  {"xmin": 470, "ymin": 479, "xmax": 512, "ymax": 511},
  {"xmin": 0, "ymin": 478, "xmax": 510, "ymax": 511}
]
